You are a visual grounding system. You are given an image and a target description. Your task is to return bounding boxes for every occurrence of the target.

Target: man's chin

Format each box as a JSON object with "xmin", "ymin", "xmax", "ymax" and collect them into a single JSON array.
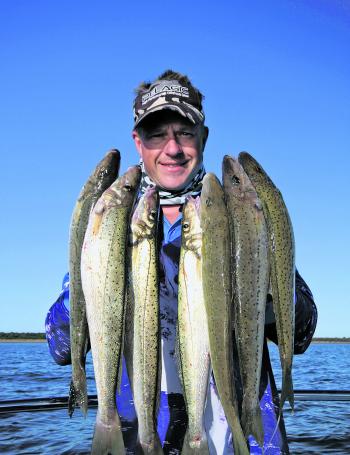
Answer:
[{"xmin": 157, "ymin": 177, "xmax": 189, "ymax": 192}]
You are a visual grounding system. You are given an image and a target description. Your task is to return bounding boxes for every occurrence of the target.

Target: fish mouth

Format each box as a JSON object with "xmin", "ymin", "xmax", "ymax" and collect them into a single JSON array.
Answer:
[
  {"xmin": 222, "ymin": 155, "xmax": 241, "ymax": 187},
  {"xmin": 193, "ymin": 195, "xmax": 201, "ymax": 213},
  {"xmin": 144, "ymin": 185, "xmax": 157, "ymax": 195},
  {"xmin": 223, "ymin": 155, "xmax": 237, "ymax": 170},
  {"xmin": 184, "ymin": 195, "xmax": 201, "ymax": 216}
]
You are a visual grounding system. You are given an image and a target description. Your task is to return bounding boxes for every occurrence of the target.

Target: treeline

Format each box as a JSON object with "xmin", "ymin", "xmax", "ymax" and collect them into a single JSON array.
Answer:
[
  {"xmin": 313, "ymin": 337, "xmax": 350, "ymax": 343},
  {"xmin": 0, "ymin": 332, "xmax": 46, "ymax": 340}
]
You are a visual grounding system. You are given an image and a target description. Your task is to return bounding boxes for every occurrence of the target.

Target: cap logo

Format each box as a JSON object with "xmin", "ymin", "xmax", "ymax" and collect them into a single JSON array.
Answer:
[
  {"xmin": 142, "ymin": 83, "xmax": 189, "ymax": 105},
  {"xmin": 133, "ymin": 78, "xmax": 204, "ymax": 126}
]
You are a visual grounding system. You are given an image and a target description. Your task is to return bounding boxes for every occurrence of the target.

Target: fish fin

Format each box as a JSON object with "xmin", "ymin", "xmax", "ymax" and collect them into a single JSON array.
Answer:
[
  {"xmin": 280, "ymin": 367, "xmax": 294, "ymax": 412},
  {"xmin": 91, "ymin": 416, "xmax": 125, "ymax": 454},
  {"xmin": 231, "ymin": 436, "xmax": 250, "ymax": 455},
  {"xmin": 68, "ymin": 380, "xmax": 76, "ymax": 418},
  {"xmin": 230, "ymin": 421, "xmax": 250, "ymax": 455},
  {"xmin": 68, "ymin": 368, "xmax": 88, "ymax": 418},
  {"xmin": 92, "ymin": 212, "xmax": 104, "ymax": 236},
  {"xmin": 241, "ymin": 403, "xmax": 264, "ymax": 448},
  {"xmin": 116, "ymin": 348, "xmax": 124, "ymax": 395},
  {"xmin": 117, "ymin": 285, "xmax": 129, "ymax": 394},
  {"xmin": 181, "ymin": 430, "xmax": 210, "ymax": 454},
  {"xmin": 155, "ymin": 327, "xmax": 162, "ymax": 416},
  {"xmin": 124, "ymin": 272, "xmax": 135, "ymax": 390},
  {"xmin": 174, "ymin": 322, "xmax": 184, "ymax": 388},
  {"xmin": 138, "ymin": 435, "xmax": 163, "ymax": 454},
  {"xmin": 84, "ymin": 329, "xmax": 90, "ymax": 357}
]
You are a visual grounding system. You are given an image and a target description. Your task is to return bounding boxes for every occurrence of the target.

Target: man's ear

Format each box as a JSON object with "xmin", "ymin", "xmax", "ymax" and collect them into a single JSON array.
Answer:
[{"xmin": 132, "ymin": 130, "xmax": 142, "ymax": 157}]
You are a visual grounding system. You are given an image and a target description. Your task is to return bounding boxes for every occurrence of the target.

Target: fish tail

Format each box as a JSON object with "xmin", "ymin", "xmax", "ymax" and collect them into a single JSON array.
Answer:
[
  {"xmin": 181, "ymin": 430, "xmax": 210, "ymax": 454},
  {"xmin": 230, "ymin": 421, "xmax": 250, "ymax": 455},
  {"xmin": 241, "ymin": 402, "xmax": 264, "ymax": 448},
  {"xmin": 91, "ymin": 415, "xmax": 125, "ymax": 454},
  {"xmin": 68, "ymin": 368, "xmax": 88, "ymax": 418},
  {"xmin": 280, "ymin": 367, "xmax": 294, "ymax": 412},
  {"xmin": 68, "ymin": 380, "xmax": 76, "ymax": 418},
  {"xmin": 137, "ymin": 433, "xmax": 163, "ymax": 454}
]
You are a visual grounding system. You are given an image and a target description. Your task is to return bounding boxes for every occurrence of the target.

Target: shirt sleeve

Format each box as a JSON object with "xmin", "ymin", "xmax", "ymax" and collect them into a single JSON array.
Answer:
[
  {"xmin": 264, "ymin": 268, "xmax": 317, "ymax": 354},
  {"xmin": 45, "ymin": 274, "xmax": 72, "ymax": 366}
]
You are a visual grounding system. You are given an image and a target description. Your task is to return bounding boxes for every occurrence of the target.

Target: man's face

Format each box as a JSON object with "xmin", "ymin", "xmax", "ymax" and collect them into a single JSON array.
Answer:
[{"xmin": 132, "ymin": 111, "xmax": 208, "ymax": 191}]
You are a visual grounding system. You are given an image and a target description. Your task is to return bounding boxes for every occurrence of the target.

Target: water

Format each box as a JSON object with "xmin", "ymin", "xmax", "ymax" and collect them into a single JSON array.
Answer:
[{"xmin": 0, "ymin": 342, "xmax": 349, "ymax": 454}]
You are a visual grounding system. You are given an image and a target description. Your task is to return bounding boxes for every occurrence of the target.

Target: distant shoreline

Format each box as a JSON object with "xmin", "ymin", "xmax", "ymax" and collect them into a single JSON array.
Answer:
[
  {"xmin": 311, "ymin": 340, "xmax": 350, "ymax": 344},
  {"xmin": 0, "ymin": 337, "xmax": 349, "ymax": 344},
  {"xmin": 0, "ymin": 332, "xmax": 46, "ymax": 342},
  {"xmin": 0, "ymin": 339, "xmax": 46, "ymax": 343},
  {"xmin": 312, "ymin": 337, "xmax": 350, "ymax": 343}
]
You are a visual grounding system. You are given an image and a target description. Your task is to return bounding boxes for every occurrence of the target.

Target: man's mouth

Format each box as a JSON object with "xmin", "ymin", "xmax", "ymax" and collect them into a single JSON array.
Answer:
[
  {"xmin": 160, "ymin": 162, "xmax": 188, "ymax": 174},
  {"xmin": 160, "ymin": 161, "xmax": 188, "ymax": 168}
]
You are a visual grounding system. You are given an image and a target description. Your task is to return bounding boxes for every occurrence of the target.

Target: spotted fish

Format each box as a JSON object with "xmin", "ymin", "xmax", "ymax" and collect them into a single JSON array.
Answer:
[
  {"xmin": 223, "ymin": 155, "xmax": 269, "ymax": 447},
  {"xmin": 178, "ymin": 196, "xmax": 211, "ymax": 454},
  {"xmin": 68, "ymin": 149, "xmax": 120, "ymax": 418},
  {"xmin": 238, "ymin": 152, "xmax": 295, "ymax": 410},
  {"xmin": 200, "ymin": 173, "xmax": 249, "ymax": 455},
  {"xmin": 124, "ymin": 186, "xmax": 163, "ymax": 454},
  {"xmin": 81, "ymin": 165, "xmax": 141, "ymax": 454}
]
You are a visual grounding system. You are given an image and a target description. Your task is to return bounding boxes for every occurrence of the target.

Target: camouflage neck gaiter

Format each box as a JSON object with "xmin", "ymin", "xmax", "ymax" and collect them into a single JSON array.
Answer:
[{"xmin": 138, "ymin": 160, "xmax": 206, "ymax": 205}]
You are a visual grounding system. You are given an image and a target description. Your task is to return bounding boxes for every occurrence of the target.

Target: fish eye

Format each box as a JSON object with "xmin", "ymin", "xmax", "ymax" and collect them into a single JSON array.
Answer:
[
  {"xmin": 231, "ymin": 175, "xmax": 240, "ymax": 186},
  {"xmin": 124, "ymin": 183, "xmax": 132, "ymax": 191},
  {"xmin": 150, "ymin": 210, "xmax": 157, "ymax": 219},
  {"xmin": 183, "ymin": 222, "xmax": 190, "ymax": 230}
]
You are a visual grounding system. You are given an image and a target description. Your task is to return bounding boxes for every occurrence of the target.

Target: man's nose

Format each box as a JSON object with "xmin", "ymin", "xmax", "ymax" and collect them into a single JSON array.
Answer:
[{"xmin": 163, "ymin": 132, "xmax": 182, "ymax": 155}]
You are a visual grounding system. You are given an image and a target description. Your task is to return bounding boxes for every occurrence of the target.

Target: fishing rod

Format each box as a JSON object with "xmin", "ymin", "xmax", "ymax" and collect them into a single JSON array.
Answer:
[
  {"xmin": 1, "ymin": 390, "xmax": 350, "ymax": 415},
  {"xmin": 0, "ymin": 395, "xmax": 98, "ymax": 414}
]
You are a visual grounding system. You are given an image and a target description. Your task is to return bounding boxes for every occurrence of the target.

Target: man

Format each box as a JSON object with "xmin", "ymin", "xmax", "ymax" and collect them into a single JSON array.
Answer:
[{"xmin": 46, "ymin": 70, "xmax": 317, "ymax": 454}]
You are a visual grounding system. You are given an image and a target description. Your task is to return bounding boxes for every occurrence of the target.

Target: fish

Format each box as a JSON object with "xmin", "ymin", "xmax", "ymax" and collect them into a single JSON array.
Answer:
[
  {"xmin": 178, "ymin": 196, "xmax": 211, "ymax": 454},
  {"xmin": 124, "ymin": 186, "xmax": 163, "ymax": 454},
  {"xmin": 200, "ymin": 173, "xmax": 249, "ymax": 455},
  {"xmin": 223, "ymin": 155, "xmax": 269, "ymax": 447},
  {"xmin": 68, "ymin": 149, "xmax": 120, "ymax": 418},
  {"xmin": 81, "ymin": 165, "xmax": 141, "ymax": 455},
  {"xmin": 238, "ymin": 151, "xmax": 295, "ymax": 410}
]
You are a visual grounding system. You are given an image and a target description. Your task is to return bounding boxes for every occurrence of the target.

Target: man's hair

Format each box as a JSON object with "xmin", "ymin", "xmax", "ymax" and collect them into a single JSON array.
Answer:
[{"xmin": 134, "ymin": 70, "xmax": 205, "ymax": 133}]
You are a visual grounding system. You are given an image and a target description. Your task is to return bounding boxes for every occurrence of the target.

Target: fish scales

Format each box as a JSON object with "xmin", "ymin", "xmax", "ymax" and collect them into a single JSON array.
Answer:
[
  {"xmin": 178, "ymin": 196, "xmax": 211, "ymax": 454},
  {"xmin": 238, "ymin": 152, "xmax": 295, "ymax": 410},
  {"xmin": 81, "ymin": 165, "xmax": 141, "ymax": 455},
  {"xmin": 124, "ymin": 187, "xmax": 163, "ymax": 454},
  {"xmin": 69, "ymin": 149, "xmax": 120, "ymax": 418},
  {"xmin": 223, "ymin": 156, "xmax": 269, "ymax": 447},
  {"xmin": 200, "ymin": 173, "xmax": 249, "ymax": 455}
]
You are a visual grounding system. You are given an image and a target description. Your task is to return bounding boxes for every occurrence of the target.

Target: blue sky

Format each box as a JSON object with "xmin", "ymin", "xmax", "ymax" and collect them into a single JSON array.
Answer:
[{"xmin": 0, "ymin": 0, "xmax": 349, "ymax": 337}]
